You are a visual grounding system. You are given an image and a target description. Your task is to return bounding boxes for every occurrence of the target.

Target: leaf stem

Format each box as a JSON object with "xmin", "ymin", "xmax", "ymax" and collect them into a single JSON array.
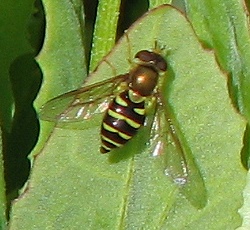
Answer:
[{"xmin": 89, "ymin": 0, "xmax": 122, "ymax": 72}]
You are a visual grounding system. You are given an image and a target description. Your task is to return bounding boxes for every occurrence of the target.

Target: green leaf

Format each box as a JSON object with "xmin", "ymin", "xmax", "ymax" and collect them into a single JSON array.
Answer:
[
  {"xmin": 35, "ymin": 0, "xmax": 87, "ymax": 105},
  {"xmin": 185, "ymin": 0, "xmax": 250, "ymax": 118},
  {"xmin": 0, "ymin": 0, "xmax": 42, "ymax": 203},
  {"xmin": 149, "ymin": 0, "xmax": 172, "ymax": 10},
  {"xmin": 32, "ymin": 0, "xmax": 87, "ymax": 154},
  {"xmin": 89, "ymin": 0, "xmax": 122, "ymax": 71},
  {"xmin": 185, "ymin": 1, "xmax": 250, "ymax": 227},
  {"xmin": 238, "ymin": 170, "xmax": 250, "ymax": 229},
  {"xmin": 0, "ymin": 0, "xmax": 34, "ymax": 132},
  {"xmin": 0, "ymin": 130, "xmax": 6, "ymax": 229},
  {"xmin": 9, "ymin": 4, "xmax": 245, "ymax": 229}
]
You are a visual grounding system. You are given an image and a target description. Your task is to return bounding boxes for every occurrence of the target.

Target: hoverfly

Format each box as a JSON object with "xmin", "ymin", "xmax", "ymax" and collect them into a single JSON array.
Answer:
[{"xmin": 40, "ymin": 49, "xmax": 188, "ymax": 184}]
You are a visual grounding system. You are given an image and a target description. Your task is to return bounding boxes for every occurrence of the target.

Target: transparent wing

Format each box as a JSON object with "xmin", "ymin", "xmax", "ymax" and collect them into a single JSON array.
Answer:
[
  {"xmin": 147, "ymin": 96, "xmax": 207, "ymax": 208},
  {"xmin": 146, "ymin": 98, "xmax": 188, "ymax": 185},
  {"xmin": 40, "ymin": 74, "xmax": 129, "ymax": 123}
]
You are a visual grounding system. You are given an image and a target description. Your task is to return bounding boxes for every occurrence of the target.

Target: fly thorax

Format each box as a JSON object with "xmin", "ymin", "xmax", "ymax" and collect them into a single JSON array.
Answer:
[{"xmin": 130, "ymin": 66, "xmax": 159, "ymax": 96}]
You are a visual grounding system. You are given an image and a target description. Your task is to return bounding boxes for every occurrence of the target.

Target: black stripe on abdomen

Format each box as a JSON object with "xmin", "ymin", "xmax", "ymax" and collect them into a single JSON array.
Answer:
[{"xmin": 100, "ymin": 90, "xmax": 145, "ymax": 153}]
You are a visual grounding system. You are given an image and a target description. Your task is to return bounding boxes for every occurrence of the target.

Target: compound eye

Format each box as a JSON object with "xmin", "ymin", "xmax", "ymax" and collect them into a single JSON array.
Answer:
[
  {"xmin": 135, "ymin": 50, "xmax": 167, "ymax": 72},
  {"xmin": 135, "ymin": 50, "xmax": 154, "ymax": 63},
  {"xmin": 156, "ymin": 57, "xmax": 167, "ymax": 71}
]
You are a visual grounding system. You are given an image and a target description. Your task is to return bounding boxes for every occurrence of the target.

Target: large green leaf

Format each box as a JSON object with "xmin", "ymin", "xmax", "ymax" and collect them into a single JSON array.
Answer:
[
  {"xmin": 185, "ymin": 1, "xmax": 250, "ymax": 228},
  {"xmin": 9, "ymin": 4, "xmax": 245, "ymax": 229}
]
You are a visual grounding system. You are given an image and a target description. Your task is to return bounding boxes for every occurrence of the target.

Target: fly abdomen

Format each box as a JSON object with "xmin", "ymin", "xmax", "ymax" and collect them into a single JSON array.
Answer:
[{"xmin": 100, "ymin": 90, "xmax": 145, "ymax": 153}]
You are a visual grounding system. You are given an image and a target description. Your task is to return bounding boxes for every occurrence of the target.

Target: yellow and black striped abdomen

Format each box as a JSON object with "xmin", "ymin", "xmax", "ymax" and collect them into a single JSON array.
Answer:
[{"xmin": 100, "ymin": 90, "xmax": 145, "ymax": 153}]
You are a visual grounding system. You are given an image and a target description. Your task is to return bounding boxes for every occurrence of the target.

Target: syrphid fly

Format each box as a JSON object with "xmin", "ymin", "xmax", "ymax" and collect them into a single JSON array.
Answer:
[{"xmin": 40, "ymin": 48, "xmax": 189, "ymax": 185}]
